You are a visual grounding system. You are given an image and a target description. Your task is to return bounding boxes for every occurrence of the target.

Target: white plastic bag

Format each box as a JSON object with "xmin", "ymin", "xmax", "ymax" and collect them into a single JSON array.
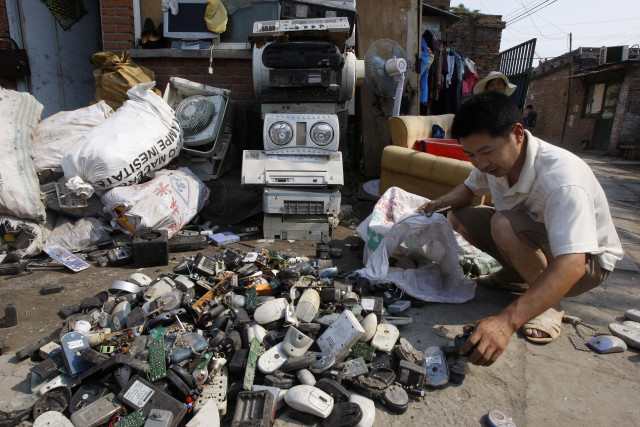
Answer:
[
  {"xmin": 61, "ymin": 82, "xmax": 182, "ymax": 198},
  {"xmin": 0, "ymin": 87, "xmax": 46, "ymax": 222},
  {"xmin": 0, "ymin": 214, "xmax": 53, "ymax": 259},
  {"xmin": 45, "ymin": 216, "xmax": 111, "ymax": 252},
  {"xmin": 32, "ymin": 101, "xmax": 114, "ymax": 172},
  {"xmin": 356, "ymin": 186, "xmax": 475, "ymax": 303},
  {"xmin": 100, "ymin": 168, "xmax": 210, "ymax": 237}
]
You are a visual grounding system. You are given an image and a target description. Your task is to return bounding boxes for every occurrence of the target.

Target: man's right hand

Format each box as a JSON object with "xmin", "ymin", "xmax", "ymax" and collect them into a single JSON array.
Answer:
[{"xmin": 417, "ymin": 200, "xmax": 441, "ymax": 217}]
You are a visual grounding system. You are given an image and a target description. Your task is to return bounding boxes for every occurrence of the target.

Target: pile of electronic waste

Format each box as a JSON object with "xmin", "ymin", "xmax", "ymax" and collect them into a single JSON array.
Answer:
[{"xmin": 2, "ymin": 245, "xmax": 472, "ymax": 427}]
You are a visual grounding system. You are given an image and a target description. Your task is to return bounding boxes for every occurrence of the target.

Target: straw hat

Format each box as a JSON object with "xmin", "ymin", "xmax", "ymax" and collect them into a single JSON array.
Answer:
[{"xmin": 473, "ymin": 71, "xmax": 517, "ymax": 95}]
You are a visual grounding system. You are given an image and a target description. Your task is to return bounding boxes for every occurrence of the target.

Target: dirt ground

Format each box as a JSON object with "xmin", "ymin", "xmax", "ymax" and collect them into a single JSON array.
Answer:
[{"xmin": 0, "ymin": 152, "xmax": 639, "ymax": 426}]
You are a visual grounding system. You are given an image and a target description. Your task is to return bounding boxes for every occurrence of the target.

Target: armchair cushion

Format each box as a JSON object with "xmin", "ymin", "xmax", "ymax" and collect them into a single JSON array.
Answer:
[
  {"xmin": 379, "ymin": 145, "xmax": 488, "ymax": 205},
  {"xmin": 388, "ymin": 114, "xmax": 455, "ymax": 149}
]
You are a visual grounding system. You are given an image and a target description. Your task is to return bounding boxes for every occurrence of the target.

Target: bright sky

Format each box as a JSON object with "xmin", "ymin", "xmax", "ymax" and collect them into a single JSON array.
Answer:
[{"xmin": 454, "ymin": 0, "xmax": 640, "ymax": 65}]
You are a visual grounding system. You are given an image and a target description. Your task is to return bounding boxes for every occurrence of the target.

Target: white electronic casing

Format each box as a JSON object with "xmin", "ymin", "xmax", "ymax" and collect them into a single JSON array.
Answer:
[
  {"xmin": 349, "ymin": 392, "xmax": 376, "ymax": 427},
  {"xmin": 316, "ymin": 310, "xmax": 365, "ymax": 361},
  {"xmin": 253, "ymin": 17, "xmax": 351, "ymax": 36},
  {"xmin": 242, "ymin": 150, "xmax": 343, "ymax": 187},
  {"xmin": 127, "ymin": 272, "xmax": 152, "ymax": 288},
  {"xmin": 360, "ymin": 313, "xmax": 378, "ymax": 343},
  {"xmin": 284, "ymin": 385, "xmax": 334, "ymax": 418},
  {"xmin": 254, "ymin": 298, "xmax": 289, "ymax": 324},
  {"xmin": 282, "ymin": 326, "xmax": 314, "ymax": 357},
  {"xmin": 370, "ymin": 322, "xmax": 399, "ymax": 352},
  {"xmin": 193, "ymin": 366, "xmax": 228, "ymax": 415},
  {"xmin": 263, "ymin": 214, "xmax": 335, "ymax": 241},
  {"xmin": 295, "ymin": 289, "xmax": 320, "ymax": 323},
  {"xmin": 263, "ymin": 114, "xmax": 339, "ymax": 155},
  {"xmin": 186, "ymin": 399, "xmax": 219, "ymax": 427},
  {"xmin": 143, "ymin": 277, "xmax": 177, "ymax": 301},
  {"xmin": 258, "ymin": 342, "xmax": 289, "ymax": 374},
  {"xmin": 296, "ymin": 369, "xmax": 316, "ymax": 386},
  {"xmin": 263, "ymin": 187, "xmax": 341, "ymax": 215},
  {"xmin": 246, "ymin": 322, "xmax": 267, "ymax": 344}
]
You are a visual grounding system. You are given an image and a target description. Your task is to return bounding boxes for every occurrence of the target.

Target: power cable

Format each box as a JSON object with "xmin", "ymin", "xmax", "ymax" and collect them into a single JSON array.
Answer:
[
  {"xmin": 502, "ymin": 0, "xmax": 546, "ymax": 20},
  {"xmin": 507, "ymin": 0, "xmax": 559, "ymax": 26},
  {"xmin": 505, "ymin": 0, "xmax": 554, "ymax": 22}
]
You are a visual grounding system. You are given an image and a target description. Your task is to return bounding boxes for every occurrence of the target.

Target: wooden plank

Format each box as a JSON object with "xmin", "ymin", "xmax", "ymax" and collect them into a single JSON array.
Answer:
[{"xmin": 356, "ymin": 0, "xmax": 420, "ymax": 177}]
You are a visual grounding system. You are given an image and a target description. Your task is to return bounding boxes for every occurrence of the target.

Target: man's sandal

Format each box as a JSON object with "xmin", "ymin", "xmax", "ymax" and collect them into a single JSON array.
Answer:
[{"xmin": 522, "ymin": 308, "xmax": 564, "ymax": 343}]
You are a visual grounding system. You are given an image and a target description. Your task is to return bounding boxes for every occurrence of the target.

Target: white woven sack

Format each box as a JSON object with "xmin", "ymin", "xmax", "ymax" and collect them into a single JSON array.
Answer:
[
  {"xmin": 0, "ymin": 87, "xmax": 46, "ymax": 222},
  {"xmin": 32, "ymin": 101, "xmax": 114, "ymax": 172},
  {"xmin": 100, "ymin": 168, "xmax": 210, "ymax": 237},
  {"xmin": 62, "ymin": 82, "xmax": 182, "ymax": 198},
  {"xmin": 356, "ymin": 186, "xmax": 476, "ymax": 303}
]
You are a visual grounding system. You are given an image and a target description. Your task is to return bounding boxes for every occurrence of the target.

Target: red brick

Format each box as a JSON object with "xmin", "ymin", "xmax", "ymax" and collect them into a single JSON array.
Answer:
[
  {"xmin": 101, "ymin": 8, "xmax": 116, "ymax": 16},
  {"xmin": 115, "ymin": 8, "xmax": 134, "ymax": 17},
  {"xmin": 102, "ymin": 0, "xmax": 132, "ymax": 7},
  {"xmin": 102, "ymin": 25, "xmax": 116, "ymax": 33},
  {"xmin": 104, "ymin": 33, "xmax": 133, "ymax": 42},
  {"xmin": 102, "ymin": 17, "xmax": 132, "ymax": 25}
]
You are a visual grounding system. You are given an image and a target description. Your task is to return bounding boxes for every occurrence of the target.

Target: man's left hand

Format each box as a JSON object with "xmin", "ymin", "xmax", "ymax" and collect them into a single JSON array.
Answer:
[{"xmin": 459, "ymin": 315, "xmax": 516, "ymax": 366}]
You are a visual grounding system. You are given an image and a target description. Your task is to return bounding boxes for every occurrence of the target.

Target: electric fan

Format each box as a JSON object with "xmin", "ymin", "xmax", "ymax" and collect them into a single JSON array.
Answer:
[
  {"xmin": 175, "ymin": 94, "xmax": 226, "ymax": 147},
  {"xmin": 363, "ymin": 39, "xmax": 409, "ymax": 117}
]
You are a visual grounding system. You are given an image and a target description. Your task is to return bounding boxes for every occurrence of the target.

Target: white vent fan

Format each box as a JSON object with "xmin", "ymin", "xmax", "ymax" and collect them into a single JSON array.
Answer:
[
  {"xmin": 175, "ymin": 95, "xmax": 225, "ymax": 147},
  {"xmin": 363, "ymin": 39, "xmax": 409, "ymax": 117}
]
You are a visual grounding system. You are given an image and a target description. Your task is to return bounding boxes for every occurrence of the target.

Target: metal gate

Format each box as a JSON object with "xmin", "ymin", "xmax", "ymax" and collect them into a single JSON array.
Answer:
[{"xmin": 498, "ymin": 38, "xmax": 537, "ymax": 110}]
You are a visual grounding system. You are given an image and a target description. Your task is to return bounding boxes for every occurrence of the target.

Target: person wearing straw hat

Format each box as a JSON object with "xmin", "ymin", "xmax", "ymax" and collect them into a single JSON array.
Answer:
[{"xmin": 473, "ymin": 71, "xmax": 517, "ymax": 95}]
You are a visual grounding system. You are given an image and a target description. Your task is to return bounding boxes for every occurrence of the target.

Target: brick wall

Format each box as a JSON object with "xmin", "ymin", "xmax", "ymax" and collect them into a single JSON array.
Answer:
[
  {"xmin": 0, "ymin": 0, "xmax": 18, "ymax": 90},
  {"xmin": 527, "ymin": 60, "xmax": 595, "ymax": 149},
  {"xmin": 443, "ymin": 12, "xmax": 505, "ymax": 79},
  {"xmin": 100, "ymin": 0, "xmax": 135, "ymax": 51},
  {"xmin": 610, "ymin": 63, "xmax": 640, "ymax": 153},
  {"xmin": 133, "ymin": 56, "xmax": 258, "ymax": 153}
]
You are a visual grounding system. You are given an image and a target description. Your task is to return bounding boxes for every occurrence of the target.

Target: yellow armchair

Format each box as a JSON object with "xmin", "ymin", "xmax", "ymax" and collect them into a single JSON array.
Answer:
[
  {"xmin": 379, "ymin": 115, "xmax": 489, "ymax": 205},
  {"xmin": 387, "ymin": 114, "xmax": 455, "ymax": 148}
]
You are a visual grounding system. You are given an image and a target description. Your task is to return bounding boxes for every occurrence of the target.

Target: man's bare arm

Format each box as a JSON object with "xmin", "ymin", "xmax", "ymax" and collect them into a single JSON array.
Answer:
[
  {"xmin": 460, "ymin": 253, "xmax": 586, "ymax": 366},
  {"xmin": 417, "ymin": 183, "xmax": 476, "ymax": 216}
]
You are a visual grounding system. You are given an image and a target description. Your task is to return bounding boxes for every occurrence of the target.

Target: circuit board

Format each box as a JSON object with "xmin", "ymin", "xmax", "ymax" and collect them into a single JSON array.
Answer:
[
  {"xmin": 114, "ymin": 408, "xmax": 145, "ymax": 427},
  {"xmin": 243, "ymin": 338, "xmax": 261, "ymax": 391},
  {"xmin": 350, "ymin": 342, "xmax": 376, "ymax": 361},
  {"xmin": 245, "ymin": 286, "xmax": 258, "ymax": 309},
  {"xmin": 148, "ymin": 328, "xmax": 167, "ymax": 382}
]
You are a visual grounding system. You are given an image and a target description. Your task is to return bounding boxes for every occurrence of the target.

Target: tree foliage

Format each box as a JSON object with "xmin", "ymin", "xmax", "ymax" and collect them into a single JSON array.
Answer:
[{"xmin": 450, "ymin": 3, "xmax": 480, "ymax": 14}]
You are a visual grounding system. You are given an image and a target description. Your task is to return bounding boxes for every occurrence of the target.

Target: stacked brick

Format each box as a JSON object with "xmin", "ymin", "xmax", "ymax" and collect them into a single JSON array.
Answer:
[{"xmin": 443, "ymin": 12, "xmax": 505, "ymax": 79}]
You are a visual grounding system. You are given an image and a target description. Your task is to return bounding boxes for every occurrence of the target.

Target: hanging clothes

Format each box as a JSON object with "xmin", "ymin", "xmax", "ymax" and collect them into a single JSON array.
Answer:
[
  {"xmin": 424, "ymin": 29, "xmax": 446, "ymax": 104},
  {"xmin": 462, "ymin": 57, "xmax": 479, "ymax": 102},
  {"xmin": 420, "ymin": 37, "xmax": 430, "ymax": 104}
]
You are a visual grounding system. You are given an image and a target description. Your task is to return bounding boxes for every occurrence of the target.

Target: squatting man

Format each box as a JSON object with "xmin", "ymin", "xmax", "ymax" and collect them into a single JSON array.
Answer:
[{"xmin": 418, "ymin": 92, "xmax": 623, "ymax": 366}]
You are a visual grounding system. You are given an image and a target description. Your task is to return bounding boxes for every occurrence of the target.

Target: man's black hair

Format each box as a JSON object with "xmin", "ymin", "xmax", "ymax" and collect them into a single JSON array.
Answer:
[
  {"xmin": 452, "ymin": 92, "xmax": 522, "ymax": 140},
  {"xmin": 526, "ymin": 104, "xmax": 534, "ymax": 109}
]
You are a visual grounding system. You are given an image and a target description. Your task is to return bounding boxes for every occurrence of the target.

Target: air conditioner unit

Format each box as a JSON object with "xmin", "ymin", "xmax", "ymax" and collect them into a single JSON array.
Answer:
[{"xmin": 600, "ymin": 45, "xmax": 629, "ymax": 64}]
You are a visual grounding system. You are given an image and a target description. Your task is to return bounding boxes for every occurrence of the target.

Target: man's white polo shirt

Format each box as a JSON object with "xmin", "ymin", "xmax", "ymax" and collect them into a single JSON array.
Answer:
[{"xmin": 464, "ymin": 131, "xmax": 623, "ymax": 271}]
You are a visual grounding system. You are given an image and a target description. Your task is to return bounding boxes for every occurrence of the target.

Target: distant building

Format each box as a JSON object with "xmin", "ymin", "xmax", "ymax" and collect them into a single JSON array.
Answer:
[{"xmin": 526, "ymin": 46, "xmax": 640, "ymax": 158}]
